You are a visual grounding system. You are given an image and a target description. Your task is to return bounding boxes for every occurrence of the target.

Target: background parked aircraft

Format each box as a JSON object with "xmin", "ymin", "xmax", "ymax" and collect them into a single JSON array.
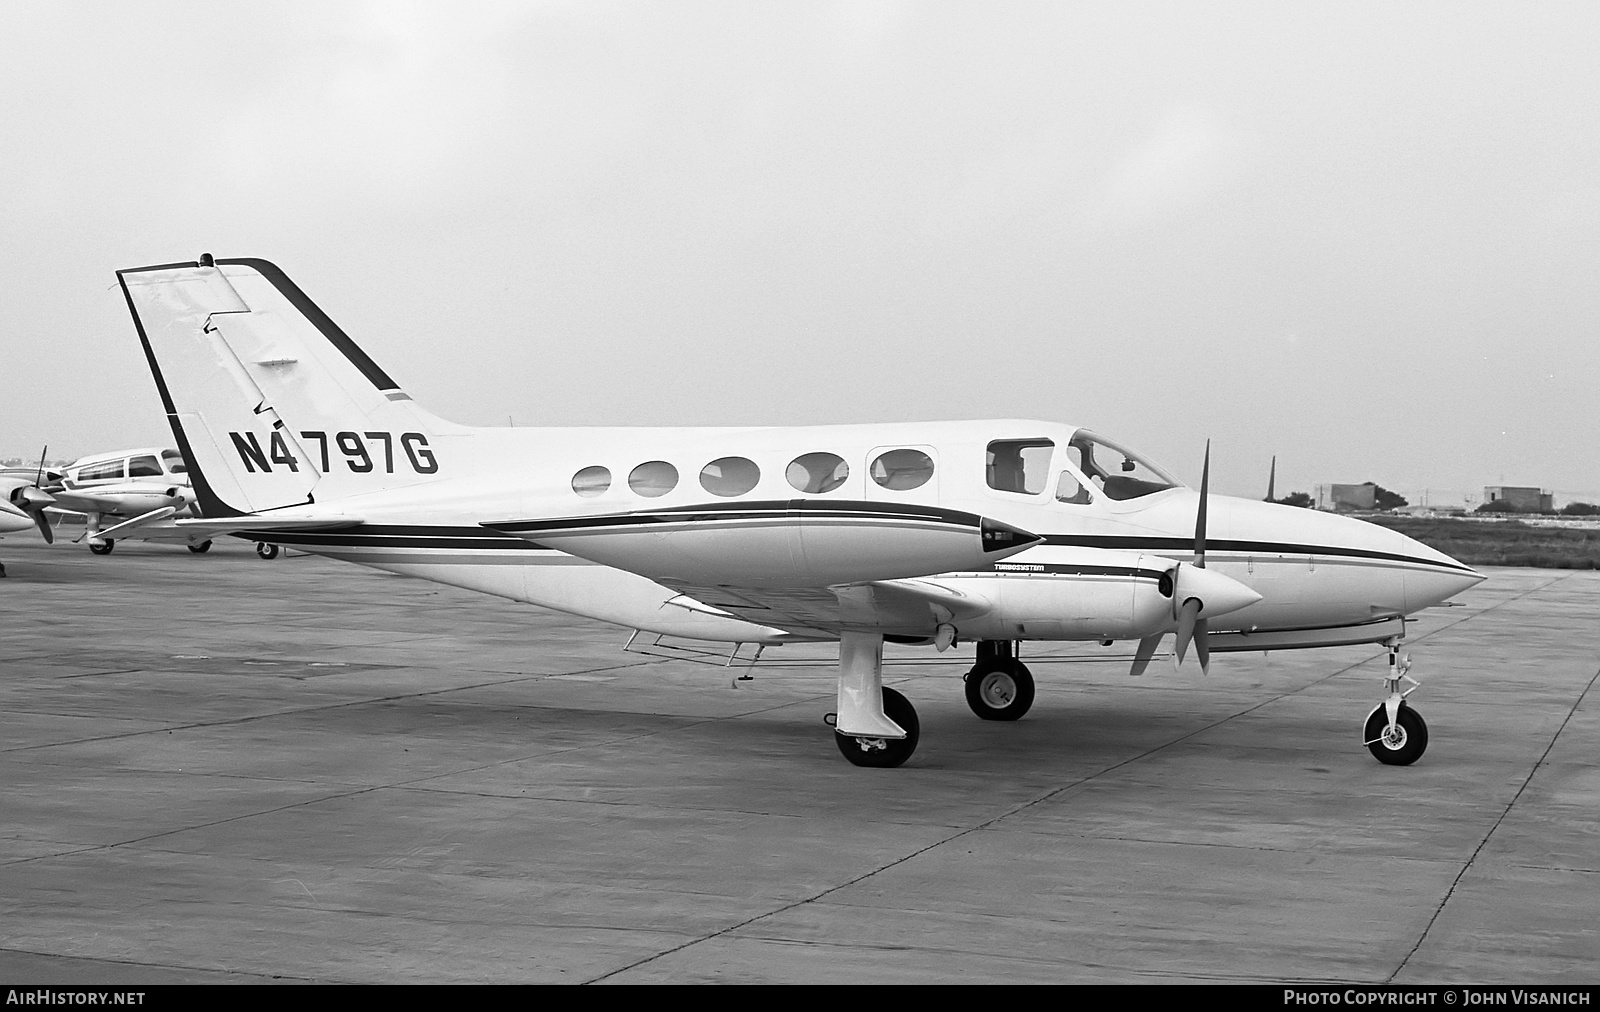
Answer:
[{"xmin": 11, "ymin": 447, "xmax": 211, "ymax": 554}]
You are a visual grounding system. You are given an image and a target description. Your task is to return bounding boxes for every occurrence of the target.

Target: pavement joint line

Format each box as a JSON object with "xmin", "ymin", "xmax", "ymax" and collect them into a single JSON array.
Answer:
[
  {"xmin": 41, "ymin": 668, "xmax": 146, "ymax": 680},
  {"xmin": 0, "ymin": 945, "xmax": 325, "ymax": 984},
  {"xmin": 718, "ymin": 932, "xmax": 1364, "ymax": 984},
  {"xmin": 583, "ymin": 573, "xmax": 1559, "ymax": 984},
  {"xmin": 0, "ymin": 660, "xmax": 662, "ymax": 755},
  {"xmin": 1387, "ymin": 657, "xmax": 1600, "ymax": 983},
  {"xmin": 0, "ymin": 843, "xmax": 107, "ymax": 868},
  {"xmin": 0, "ymin": 786, "xmax": 387, "ymax": 867},
  {"xmin": 976, "ymin": 825, "xmax": 1470, "ymax": 864},
  {"xmin": 1504, "ymin": 863, "xmax": 1600, "ymax": 875}
]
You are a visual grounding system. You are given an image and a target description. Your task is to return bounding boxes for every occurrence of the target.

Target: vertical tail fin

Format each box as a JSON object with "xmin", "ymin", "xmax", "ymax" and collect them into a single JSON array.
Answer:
[{"xmin": 118, "ymin": 257, "xmax": 462, "ymax": 516}]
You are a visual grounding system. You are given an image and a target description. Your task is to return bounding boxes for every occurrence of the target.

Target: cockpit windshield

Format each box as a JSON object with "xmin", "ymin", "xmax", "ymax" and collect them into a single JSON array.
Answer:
[{"xmin": 1066, "ymin": 430, "xmax": 1181, "ymax": 501}]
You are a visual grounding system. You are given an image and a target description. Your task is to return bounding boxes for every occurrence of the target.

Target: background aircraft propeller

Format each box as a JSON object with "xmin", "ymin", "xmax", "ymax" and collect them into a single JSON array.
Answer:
[
  {"xmin": 11, "ymin": 446, "xmax": 56, "ymax": 544},
  {"xmin": 10, "ymin": 486, "xmax": 57, "ymax": 544}
]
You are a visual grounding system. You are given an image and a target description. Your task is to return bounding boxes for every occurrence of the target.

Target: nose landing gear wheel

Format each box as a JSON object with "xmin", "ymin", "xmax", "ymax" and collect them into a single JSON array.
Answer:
[
  {"xmin": 1364, "ymin": 704, "xmax": 1428, "ymax": 766},
  {"xmin": 256, "ymin": 542, "xmax": 280, "ymax": 560},
  {"xmin": 89, "ymin": 539, "xmax": 114, "ymax": 556},
  {"xmin": 965, "ymin": 659, "xmax": 1035, "ymax": 721},
  {"xmin": 187, "ymin": 540, "xmax": 212, "ymax": 554},
  {"xmin": 835, "ymin": 687, "xmax": 920, "ymax": 768}
]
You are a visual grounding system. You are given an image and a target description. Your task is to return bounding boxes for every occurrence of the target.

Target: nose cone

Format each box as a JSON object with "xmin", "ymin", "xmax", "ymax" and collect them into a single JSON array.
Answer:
[
  {"xmin": 1236, "ymin": 498, "xmax": 1486, "ymax": 609},
  {"xmin": 1143, "ymin": 493, "xmax": 1486, "ymax": 615},
  {"xmin": 1291, "ymin": 507, "xmax": 1486, "ymax": 608},
  {"xmin": 1399, "ymin": 539, "xmax": 1486, "ymax": 609}
]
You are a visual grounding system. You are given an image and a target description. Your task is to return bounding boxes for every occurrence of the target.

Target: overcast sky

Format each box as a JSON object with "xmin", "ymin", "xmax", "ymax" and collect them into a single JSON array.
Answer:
[{"xmin": 3, "ymin": 1, "xmax": 1597, "ymax": 504}]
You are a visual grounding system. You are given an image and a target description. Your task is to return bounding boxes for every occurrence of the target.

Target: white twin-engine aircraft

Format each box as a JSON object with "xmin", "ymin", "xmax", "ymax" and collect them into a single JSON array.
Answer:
[
  {"xmin": 5, "ymin": 446, "xmax": 205, "ymax": 554},
  {"xmin": 115, "ymin": 255, "xmax": 1483, "ymax": 769}
]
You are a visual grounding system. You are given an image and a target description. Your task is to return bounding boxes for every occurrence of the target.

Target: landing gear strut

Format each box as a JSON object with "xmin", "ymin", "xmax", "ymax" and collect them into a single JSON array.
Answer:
[
  {"xmin": 830, "ymin": 631, "xmax": 919, "ymax": 768},
  {"xmin": 964, "ymin": 640, "xmax": 1035, "ymax": 721},
  {"xmin": 1364, "ymin": 643, "xmax": 1427, "ymax": 765}
]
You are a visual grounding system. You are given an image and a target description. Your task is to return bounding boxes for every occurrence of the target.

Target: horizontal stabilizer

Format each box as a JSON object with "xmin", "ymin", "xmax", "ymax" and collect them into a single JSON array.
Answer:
[{"xmin": 108, "ymin": 512, "xmax": 365, "ymax": 542}]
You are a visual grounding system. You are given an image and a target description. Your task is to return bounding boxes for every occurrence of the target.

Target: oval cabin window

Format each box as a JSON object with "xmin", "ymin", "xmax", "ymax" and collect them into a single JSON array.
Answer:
[
  {"xmin": 699, "ymin": 457, "xmax": 760, "ymax": 497},
  {"xmin": 628, "ymin": 461, "xmax": 679, "ymax": 498},
  {"xmin": 571, "ymin": 465, "xmax": 611, "ymax": 498},
  {"xmin": 787, "ymin": 452, "xmax": 849, "ymax": 494},
  {"xmin": 870, "ymin": 449, "xmax": 934, "ymax": 491}
]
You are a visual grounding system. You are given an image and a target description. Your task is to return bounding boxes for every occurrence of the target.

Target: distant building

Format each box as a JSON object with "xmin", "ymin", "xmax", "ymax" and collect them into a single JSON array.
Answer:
[
  {"xmin": 1483, "ymin": 486, "xmax": 1553, "ymax": 513},
  {"xmin": 1315, "ymin": 483, "xmax": 1376, "ymax": 512}
]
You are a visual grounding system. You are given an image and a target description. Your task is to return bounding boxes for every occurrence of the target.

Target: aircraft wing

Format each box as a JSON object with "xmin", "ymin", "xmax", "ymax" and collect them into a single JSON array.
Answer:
[
  {"xmin": 46, "ymin": 489, "xmax": 136, "ymax": 514},
  {"xmin": 656, "ymin": 577, "xmax": 993, "ymax": 639}
]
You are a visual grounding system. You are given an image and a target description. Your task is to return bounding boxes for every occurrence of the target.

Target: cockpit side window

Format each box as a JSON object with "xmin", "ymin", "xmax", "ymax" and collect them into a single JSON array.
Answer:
[
  {"xmin": 161, "ymin": 449, "xmax": 188, "ymax": 474},
  {"xmin": 128, "ymin": 455, "xmax": 162, "ymax": 478},
  {"xmin": 986, "ymin": 440, "xmax": 1053, "ymax": 495},
  {"xmin": 1067, "ymin": 431, "xmax": 1180, "ymax": 501},
  {"xmin": 1055, "ymin": 471, "xmax": 1091, "ymax": 504},
  {"xmin": 76, "ymin": 460, "xmax": 125, "ymax": 482}
]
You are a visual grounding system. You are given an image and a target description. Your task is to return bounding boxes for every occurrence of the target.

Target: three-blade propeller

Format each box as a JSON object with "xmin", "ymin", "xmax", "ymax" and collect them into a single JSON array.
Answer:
[{"xmin": 1130, "ymin": 440, "xmax": 1229, "ymax": 677}]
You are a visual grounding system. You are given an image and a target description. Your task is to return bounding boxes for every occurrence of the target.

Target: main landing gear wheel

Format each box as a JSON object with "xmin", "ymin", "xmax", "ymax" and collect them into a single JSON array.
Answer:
[
  {"xmin": 256, "ymin": 542, "xmax": 280, "ymax": 560},
  {"xmin": 965, "ymin": 658, "xmax": 1035, "ymax": 721},
  {"xmin": 187, "ymin": 540, "xmax": 212, "ymax": 554},
  {"xmin": 89, "ymin": 539, "xmax": 114, "ymax": 556},
  {"xmin": 1364, "ymin": 704, "xmax": 1428, "ymax": 766},
  {"xmin": 835, "ymin": 687, "xmax": 920, "ymax": 768}
]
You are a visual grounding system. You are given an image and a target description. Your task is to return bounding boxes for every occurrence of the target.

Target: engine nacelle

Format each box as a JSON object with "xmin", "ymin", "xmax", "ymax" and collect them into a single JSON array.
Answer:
[{"xmin": 942, "ymin": 547, "xmax": 1260, "ymax": 642}]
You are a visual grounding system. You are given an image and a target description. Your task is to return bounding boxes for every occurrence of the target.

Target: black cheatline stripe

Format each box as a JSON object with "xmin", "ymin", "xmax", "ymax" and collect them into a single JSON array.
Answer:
[
  {"xmin": 329, "ymin": 524, "xmax": 521, "ymax": 538},
  {"xmin": 489, "ymin": 499, "xmax": 985, "ymax": 534},
  {"xmin": 1041, "ymin": 534, "xmax": 1476, "ymax": 573},
  {"xmin": 116, "ymin": 267, "xmax": 248, "ymax": 519},
  {"xmin": 648, "ymin": 499, "xmax": 984, "ymax": 523},
  {"xmin": 244, "ymin": 530, "xmax": 553, "ymax": 551},
  {"xmin": 991, "ymin": 563, "xmax": 1168, "ymax": 580},
  {"xmin": 217, "ymin": 258, "xmax": 400, "ymax": 392},
  {"xmin": 497, "ymin": 514, "xmax": 973, "ymax": 535}
]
